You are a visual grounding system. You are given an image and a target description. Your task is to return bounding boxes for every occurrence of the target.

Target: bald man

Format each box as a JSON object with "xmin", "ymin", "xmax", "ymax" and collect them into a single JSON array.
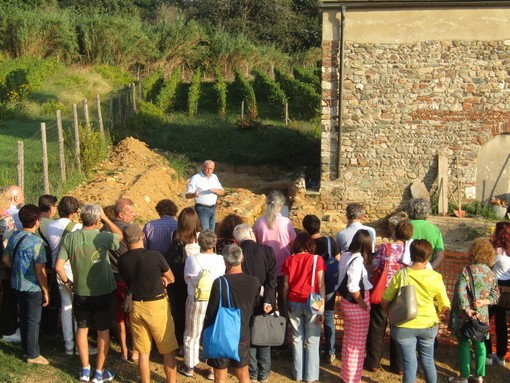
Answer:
[
  {"xmin": 6, "ymin": 185, "xmax": 24, "ymax": 230},
  {"xmin": 101, "ymin": 198, "xmax": 138, "ymax": 363},
  {"xmin": 185, "ymin": 160, "xmax": 224, "ymax": 231}
]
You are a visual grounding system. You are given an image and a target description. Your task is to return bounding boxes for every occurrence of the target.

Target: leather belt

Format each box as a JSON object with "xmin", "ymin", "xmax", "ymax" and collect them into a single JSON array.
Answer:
[
  {"xmin": 133, "ymin": 294, "xmax": 165, "ymax": 302},
  {"xmin": 195, "ymin": 203, "xmax": 216, "ymax": 208}
]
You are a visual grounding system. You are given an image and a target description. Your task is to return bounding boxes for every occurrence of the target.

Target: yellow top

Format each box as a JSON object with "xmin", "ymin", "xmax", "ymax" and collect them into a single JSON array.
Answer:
[{"xmin": 383, "ymin": 267, "xmax": 450, "ymax": 329}]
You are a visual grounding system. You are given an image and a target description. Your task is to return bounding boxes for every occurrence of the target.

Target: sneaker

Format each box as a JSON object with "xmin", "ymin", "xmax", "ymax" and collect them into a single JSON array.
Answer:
[
  {"xmin": 207, "ymin": 369, "xmax": 214, "ymax": 380},
  {"xmin": 485, "ymin": 356, "xmax": 493, "ymax": 366},
  {"xmin": 65, "ymin": 348, "xmax": 74, "ymax": 356},
  {"xmin": 92, "ymin": 369, "xmax": 115, "ymax": 383},
  {"xmin": 88, "ymin": 346, "xmax": 98, "ymax": 355},
  {"xmin": 448, "ymin": 377, "xmax": 468, "ymax": 383},
  {"xmin": 259, "ymin": 371, "xmax": 272, "ymax": 383},
  {"xmin": 80, "ymin": 366, "xmax": 91, "ymax": 382},
  {"xmin": 468, "ymin": 376, "xmax": 484, "ymax": 383},
  {"xmin": 178, "ymin": 364, "xmax": 194, "ymax": 377},
  {"xmin": 2, "ymin": 328, "xmax": 21, "ymax": 343},
  {"xmin": 26, "ymin": 355, "xmax": 49, "ymax": 365},
  {"xmin": 326, "ymin": 354, "xmax": 336, "ymax": 364},
  {"xmin": 492, "ymin": 354, "xmax": 506, "ymax": 366}
]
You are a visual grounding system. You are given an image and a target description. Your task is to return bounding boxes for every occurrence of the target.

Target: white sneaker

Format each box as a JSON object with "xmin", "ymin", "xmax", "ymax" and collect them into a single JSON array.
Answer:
[
  {"xmin": 485, "ymin": 357, "xmax": 493, "ymax": 366},
  {"xmin": 2, "ymin": 328, "xmax": 21, "ymax": 343},
  {"xmin": 70, "ymin": 345, "xmax": 98, "ymax": 356},
  {"xmin": 492, "ymin": 354, "xmax": 506, "ymax": 366}
]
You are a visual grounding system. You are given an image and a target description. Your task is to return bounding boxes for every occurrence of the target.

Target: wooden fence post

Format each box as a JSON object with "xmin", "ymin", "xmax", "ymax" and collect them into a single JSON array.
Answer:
[
  {"xmin": 73, "ymin": 103, "xmax": 82, "ymax": 172},
  {"xmin": 56, "ymin": 110, "xmax": 66, "ymax": 182},
  {"xmin": 109, "ymin": 92, "xmax": 114, "ymax": 129},
  {"xmin": 83, "ymin": 98, "xmax": 90, "ymax": 127},
  {"xmin": 17, "ymin": 141, "xmax": 24, "ymax": 190},
  {"xmin": 96, "ymin": 95, "xmax": 104, "ymax": 135},
  {"xmin": 40, "ymin": 123, "xmax": 49, "ymax": 194},
  {"xmin": 285, "ymin": 102, "xmax": 289, "ymax": 127}
]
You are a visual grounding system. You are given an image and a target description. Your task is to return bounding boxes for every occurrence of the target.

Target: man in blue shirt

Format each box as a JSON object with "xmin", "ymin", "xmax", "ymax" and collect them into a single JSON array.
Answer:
[{"xmin": 3, "ymin": 204, "xmax": 49, "ymax": 365}]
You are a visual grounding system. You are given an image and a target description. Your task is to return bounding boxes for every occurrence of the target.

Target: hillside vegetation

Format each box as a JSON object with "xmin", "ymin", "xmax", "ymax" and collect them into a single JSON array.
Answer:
[{"xmin": 0, "ymin": 0, "xmax": 322, "ymax": 202}]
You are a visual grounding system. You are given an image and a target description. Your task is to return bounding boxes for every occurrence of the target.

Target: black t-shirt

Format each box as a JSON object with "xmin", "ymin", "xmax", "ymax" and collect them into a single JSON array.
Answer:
[
  {"xmin": 314, "ymin": 236, "xmax": 339, "ymax": 261},
  {"xmin": 118, "ymin": 248, "xmax": 169, "ymax": 300},
  {"xmin": 203, "ymin": 273, "xmax": 260, "ymax": 342}
]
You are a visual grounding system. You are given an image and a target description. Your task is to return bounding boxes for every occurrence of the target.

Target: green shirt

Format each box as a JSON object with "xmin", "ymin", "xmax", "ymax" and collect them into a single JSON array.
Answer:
[
  {"xmin": 383, "ymin": 267, "xmax": 450, "ymax": 329},
  {"xmin": 58, "ymin": 229, "xmax": 120, "ymax": 296},
  {"xmin": 410, "ymin": 219, "xmax": 445, "ymax": 261}
]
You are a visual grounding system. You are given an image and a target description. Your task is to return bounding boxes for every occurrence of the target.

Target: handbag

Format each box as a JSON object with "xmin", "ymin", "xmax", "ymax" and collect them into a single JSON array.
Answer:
[
  {"xmin": 202, "ymin": 277, "xmax": 241, "ymax": 361},
  {"xmin": 496, "ymin": 286, "xmax": 510, "ymax": 310},
  {"xmin": 388, "ymin": 268, "xmax": 418, "ymax": 326},
  {"xmin": 250, "ymin": 313, "xmax": 287, "ymax": 346},
  {"xmin": 369, "ymin": 260, "xmax": 389, "ymax": 305},
  {"xmin": 460, "ymin": 266, "xmax": 491, "ymax": 341},
  {"xmin": 307, "ymin": 254, "xmax": 324, "ymax": 314},
  {"xmin": 337, "ymin": 256, "xmax": 365, "ymax": 304},
  {"xmin": 369, "ymin": 244, "xmax": 391, "ymax": 305}
]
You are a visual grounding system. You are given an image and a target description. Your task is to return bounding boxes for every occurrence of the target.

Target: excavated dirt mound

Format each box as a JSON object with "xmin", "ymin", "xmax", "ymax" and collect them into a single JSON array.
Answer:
[{"xmin": 68, "ymin": 137, "xmax": 268, "ymax": 225}]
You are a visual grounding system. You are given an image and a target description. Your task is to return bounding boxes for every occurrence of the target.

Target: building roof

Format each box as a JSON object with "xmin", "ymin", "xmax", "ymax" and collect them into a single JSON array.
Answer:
[{"xmin": 320, "ymin": 0, "xmax": 510, "ymax": 9}]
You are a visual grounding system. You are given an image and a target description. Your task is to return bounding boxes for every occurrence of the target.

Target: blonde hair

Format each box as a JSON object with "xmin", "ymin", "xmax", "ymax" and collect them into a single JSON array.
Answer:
[
  {"xmin": 0, "ymin": 188, "xmax": 10, "ymax": 211},
  {"xmin": 469, "ymin": 238, "xmax": 496, "ymax": 267}
]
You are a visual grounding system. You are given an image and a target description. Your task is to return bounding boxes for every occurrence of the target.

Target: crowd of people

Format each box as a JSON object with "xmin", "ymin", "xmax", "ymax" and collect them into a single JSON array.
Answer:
[{"xmin": 0, "ymin": 160, "xmax": 509, "ymax": 383}]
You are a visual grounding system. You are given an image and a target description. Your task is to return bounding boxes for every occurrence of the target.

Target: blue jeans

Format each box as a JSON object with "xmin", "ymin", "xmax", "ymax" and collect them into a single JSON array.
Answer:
[
  {"xmin": 323, "ymin": 308, "xmax": 335, "ymax": 356},
  {"xmin": 16, "ymin": 290, "xmax": 43, "ymax": 359},
  {"xmin": 195, "ymin": 205, "xmax": 216, "ymax": 231},
  {"xmin": 288, "ymin": 301, "xmax": 321, "ymax": 381},
  {"xmin": 249, "ymin": 346, "xmax": 271, "ymax": 380},
  {"xmin": 391, "ymin": 325, "xmax": 438, "ymax": 383}
]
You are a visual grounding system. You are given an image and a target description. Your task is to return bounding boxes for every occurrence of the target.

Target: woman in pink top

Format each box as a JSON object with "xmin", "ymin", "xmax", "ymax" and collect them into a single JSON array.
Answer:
[{"xmin": 253, "ymin": 190, "xmax": 296, "ymax": 345}]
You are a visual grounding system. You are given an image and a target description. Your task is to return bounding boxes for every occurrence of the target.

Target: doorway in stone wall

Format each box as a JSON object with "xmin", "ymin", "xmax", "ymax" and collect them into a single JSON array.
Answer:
[{"xmin": 475, "ymin": 134, "xmax": 510, "ymax": 204}]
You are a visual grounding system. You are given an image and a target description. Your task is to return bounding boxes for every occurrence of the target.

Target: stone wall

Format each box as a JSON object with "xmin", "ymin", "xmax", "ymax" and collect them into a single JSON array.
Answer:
[{"xmin": 321, "ymin": 35, "xmax": 510, "ymax": 219}]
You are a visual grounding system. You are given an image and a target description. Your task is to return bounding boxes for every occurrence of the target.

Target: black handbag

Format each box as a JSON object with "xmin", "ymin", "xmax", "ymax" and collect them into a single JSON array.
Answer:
[
  {"xmin": 250, "ymin": 313, "xmax": 287, "ymax": 346},
  {"xmin": 337, "ymin": 256, "xmax": 364, "ymax": 304},
  {"xmin": 460, "ymin": 266, "xmax": 490, "ymax": 342}
]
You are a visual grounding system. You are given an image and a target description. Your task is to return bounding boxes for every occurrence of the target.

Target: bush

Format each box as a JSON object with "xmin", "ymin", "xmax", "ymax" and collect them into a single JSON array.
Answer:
[
  {"xmin": 142, "ymin": 69, "xmax": 164, "ymax": 103},
  {"xmin": 234, "ymin": 69, "xmax": 257, "ymax": 119},
  {"xmin": 188, "ymin": 68, "xmax": 202, "ymax": 117},
  {"xmin": 157, "ymin": 67, "xmax": 181, "ymax": 112},
  {"xmin": 0, "ymin": 57, "xmax": 60, "ymax": 101},
  {"xmin": 79, "ymin": 124, "xmax": 110, "ymax": 176},
  {"xmin": 274, "ymin": 68, "xmax": 320, "ymax": 120},
  {"xmin": 212, "ymin": 66, "xmax": 227, "ymax": 118},
  {"xmin": 293, "ymin": 67, "xmax": 320, "ymax": 94},
  {"xmin": 252, "ymin": 69, "xmax": 287, "ymax": 112}
]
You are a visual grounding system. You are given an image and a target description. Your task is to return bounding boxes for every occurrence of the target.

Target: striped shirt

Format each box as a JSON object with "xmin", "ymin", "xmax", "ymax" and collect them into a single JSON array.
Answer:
[{"xmin": 142, "ymin": 216, "xmax": 178, "ymax": 255}]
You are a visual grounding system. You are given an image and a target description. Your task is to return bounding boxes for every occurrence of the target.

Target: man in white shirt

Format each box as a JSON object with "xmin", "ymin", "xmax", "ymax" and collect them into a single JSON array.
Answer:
[
  {"xmin": 336, "ymin": 203, "xmax": 376, "ymax": 253},
  {"xmin": 185, "ymin": 160, "xmax": 224, "ymax": 231},
  {"xmin": 46, "ymin": 196, "xmax": 85, "ymax": 356}
]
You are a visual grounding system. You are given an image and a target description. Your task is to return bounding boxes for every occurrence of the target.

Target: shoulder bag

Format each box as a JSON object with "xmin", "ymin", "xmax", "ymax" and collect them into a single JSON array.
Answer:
[
  {"xmin": 250, "ymin": 312, "xmax": 287, "ymax": 346},
  {"xmin": 388, "ymin": 267, "xmax": 418, "ymax": 326},
  {"xmin": 307, "ymin": 254, "xmax": 324, "ymax": 314},
  {"xmin": 460, "ymin": 266, "xmax": 490, "ymax": 341},
  {"xmin": 202, "ymin": 277, "xmax": 241, "ymax": 361},
  {"xmin": 337, "ymin": 256, "xmax": 365, "ymax": 304}
]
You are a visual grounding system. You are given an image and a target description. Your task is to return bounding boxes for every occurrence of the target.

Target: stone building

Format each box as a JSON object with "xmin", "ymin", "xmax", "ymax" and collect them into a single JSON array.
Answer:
[{"xmin": 319, "ymin": 0, "xmax": 510, "ymax": 219}]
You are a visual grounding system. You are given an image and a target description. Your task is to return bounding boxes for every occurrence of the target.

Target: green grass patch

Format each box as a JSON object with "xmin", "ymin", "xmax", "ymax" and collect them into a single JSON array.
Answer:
[{"xmin": 125, "ymin": 104, "xmax": 320, "ymax": 179}]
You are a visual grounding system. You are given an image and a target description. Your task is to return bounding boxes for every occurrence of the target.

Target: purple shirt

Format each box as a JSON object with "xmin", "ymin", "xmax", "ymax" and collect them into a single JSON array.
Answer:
[
  {"xmin": 143, "ymin": 216, "xmax": 178, "ymax": 255},
  {"xmin": 253, "ymin": 214, "xmax": 296, "ymax": 276}
]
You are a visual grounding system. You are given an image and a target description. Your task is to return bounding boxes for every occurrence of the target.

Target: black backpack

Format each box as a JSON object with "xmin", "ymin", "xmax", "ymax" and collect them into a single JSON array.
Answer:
[{"xmin": 164, "ymin": 239, "xmax": 187, "ymax": 276}]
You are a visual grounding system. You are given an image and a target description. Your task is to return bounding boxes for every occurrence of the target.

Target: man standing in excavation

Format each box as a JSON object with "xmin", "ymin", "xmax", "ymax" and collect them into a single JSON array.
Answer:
[{"xmin": 185, "ymin": 160, "xmax": 224, "ymax": 231}]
